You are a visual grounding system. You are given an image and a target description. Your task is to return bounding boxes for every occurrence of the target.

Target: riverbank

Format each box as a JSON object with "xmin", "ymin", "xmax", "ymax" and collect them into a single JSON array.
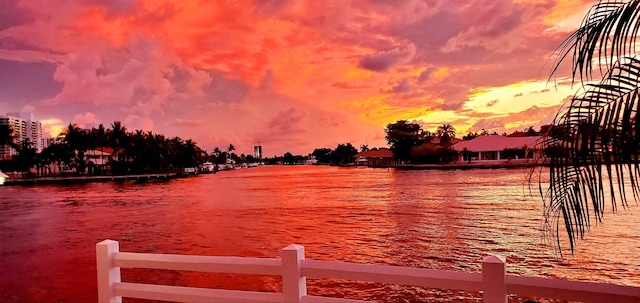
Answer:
[
  {"xmin": 3, "ymin": 172, "xmax": 185, "ymax": 185},
  {"xmin": 391, "ymin": 159, "xmax": 540, "ymax": 170}
]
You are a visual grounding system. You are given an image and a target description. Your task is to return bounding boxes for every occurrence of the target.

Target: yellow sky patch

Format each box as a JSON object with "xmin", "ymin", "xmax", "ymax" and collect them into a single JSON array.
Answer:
[
  {"xmin": 432, "ymin": 67, "xmax": 450, "ymax": 80},
  {"xmin": 465, "ymin": 80, "xmax": 572, "ymax": 115}
]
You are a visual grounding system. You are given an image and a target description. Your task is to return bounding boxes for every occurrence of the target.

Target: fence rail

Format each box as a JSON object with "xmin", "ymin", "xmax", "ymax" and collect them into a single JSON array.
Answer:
[{"xmin": 96, "ymin": 239, "xmax": 640, "ymax": 303}]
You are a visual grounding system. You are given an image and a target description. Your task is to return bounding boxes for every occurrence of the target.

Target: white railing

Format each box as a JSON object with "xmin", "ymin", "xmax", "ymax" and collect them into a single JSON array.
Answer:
[{"xmin": 96, "ymin": 239, "xmax": 640, "ymax": 303}]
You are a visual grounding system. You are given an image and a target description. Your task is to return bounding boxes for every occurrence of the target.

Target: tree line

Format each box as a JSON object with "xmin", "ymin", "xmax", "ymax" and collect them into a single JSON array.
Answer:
[
  {"xmin": 0, "ymin": 122, "xmax": 209, "ymax": 177},
  {"xmin": 0, "ymin": 118, "xmax": 548, "ymax": 176}
]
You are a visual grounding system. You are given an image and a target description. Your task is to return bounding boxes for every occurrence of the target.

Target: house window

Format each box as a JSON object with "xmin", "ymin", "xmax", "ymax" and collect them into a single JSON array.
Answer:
[{"xmin": 481, "ymin": 151, "xmax": 497, "ymax": 160}]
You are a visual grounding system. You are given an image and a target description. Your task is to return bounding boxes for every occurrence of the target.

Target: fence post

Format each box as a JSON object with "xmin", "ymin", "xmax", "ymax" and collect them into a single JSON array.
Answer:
[
  {"xmin": 96, "ymin": 240, "xmax": 122, "ymax": 303},
  {"xmin": 282, "ymin": 244, "xmax": 307, "ymax": 303},
  {"xmin": 482, "ymin": 255, "xmax": 507, "ymax": 303}
]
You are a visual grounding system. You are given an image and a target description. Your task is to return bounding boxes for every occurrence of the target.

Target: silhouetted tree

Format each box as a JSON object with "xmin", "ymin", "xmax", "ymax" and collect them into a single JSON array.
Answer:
[
  {"xmin": 462, "ymin": 132, "xmax": 479, "ymax": 141},
  {"xmin": 312, "ymin": 148, "xmax": 332, "ymax": 163},
  {"xmin": 0, "ymin": 124, "xmax": 16, "ymax": 170},
  {"xmin": 436, "ymin": 123, "xmax": 456, "ymax": 145},
  {"xmin": 385, "ymin": 120, "xmax": 427, "ymax": 160},
  {"xmin": 332, "ymin": 143, "xmax": 358, "ymax": 165},
  {"xmin": 282, "ymin": 152, "xmax": 295, "ymax": 164},
  {"xmin": 14, "ymin": 139, "xmax": 37, "ymax": 175}
]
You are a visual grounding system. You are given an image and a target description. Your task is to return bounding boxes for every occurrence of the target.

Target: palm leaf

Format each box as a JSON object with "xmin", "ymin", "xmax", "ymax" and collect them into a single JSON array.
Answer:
[
  {"xmin": 550, "ymin": 0, "xmax": 640, "ymax": 83},
  {"xmin": 540, "ymin": 56, "xmax": 640, "ymax": 254}
]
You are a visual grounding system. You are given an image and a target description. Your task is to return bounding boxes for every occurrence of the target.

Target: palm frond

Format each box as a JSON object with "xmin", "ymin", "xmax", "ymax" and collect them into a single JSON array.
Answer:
[
  {"xmin": 540, "ymin": 56, "xmax": 640, "ymax": 254},
  {"xmin": 550, "ymin": 0, "xmax": 640, "ymax": 83}
]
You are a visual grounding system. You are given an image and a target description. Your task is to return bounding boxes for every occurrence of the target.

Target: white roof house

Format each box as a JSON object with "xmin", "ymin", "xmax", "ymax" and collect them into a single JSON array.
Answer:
[{"xmin": 452, "ymin": 135, "xmax": 541, "ymax": 161}]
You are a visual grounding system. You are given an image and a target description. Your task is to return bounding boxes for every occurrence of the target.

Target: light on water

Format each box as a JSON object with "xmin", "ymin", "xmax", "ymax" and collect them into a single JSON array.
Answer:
[{"xmin": 0, "ymin": 165, "xmax": 638, "ymax": 302}]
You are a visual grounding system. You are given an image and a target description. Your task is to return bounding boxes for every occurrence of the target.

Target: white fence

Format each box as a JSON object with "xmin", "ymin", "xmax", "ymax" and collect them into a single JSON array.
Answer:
[{"xmin": 96, "ymin": 239, "xmax": 640, "ymax": 303}]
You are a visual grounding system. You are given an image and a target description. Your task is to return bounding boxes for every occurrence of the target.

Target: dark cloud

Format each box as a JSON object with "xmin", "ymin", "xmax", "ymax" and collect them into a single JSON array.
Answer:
[
  {"xmin": 86, "ymin": 0, "xmax": 139, "ymax": 16},
  {"xmin": 513, "ymin": 93, "xmax": 524, "ymax": 97},
  {"xmin": 486, "ymin": 99, "xmax": 498, "ymax": 107},
  {"xmin": 201, "ymin": 71, "xmax": 250, "ymax": 104},
  {"xmin": 359, "ymin": 44, "xmax": 416, "ymax": 72},
  {"xmin": 391, "ymin": 78, "xmax": 411, "ymax": 93},
  {"xmin": 268, "ymin": 107, "xmax": 306, "ymax": 133},
  {"xmin": 259, "ymin": 69, "xmax": 275, "ymax": 90},
  {"xmin": 470, "ymin": 119, "xmax": 505, "ymax": 132},
  {"xmin": 440, "ymin": 101, "xmax": 464, "ymax": 111},
  {"xmin": 418, "ymin": 67, "xmax": 437, "ymax": 83},
  {"xmin": 332, "ymin": 82, "xmax": 370, "ymax": 90},
  {"xmin": 0, "ymin": 0, "xmax": 33, "ymax": 31},
  {"xmin": 0, "ymin": 59, "xmax": 62, "ymax": 101},
  {"xmin": 254, "ymin": 0, "xmax": 292, "ymax": 16}
]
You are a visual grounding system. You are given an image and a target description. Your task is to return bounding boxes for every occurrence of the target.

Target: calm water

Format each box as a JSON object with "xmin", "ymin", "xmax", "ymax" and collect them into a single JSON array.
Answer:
[{"xmin": 0, "ymin": 165, "xmax": 638, "ymax": 302}]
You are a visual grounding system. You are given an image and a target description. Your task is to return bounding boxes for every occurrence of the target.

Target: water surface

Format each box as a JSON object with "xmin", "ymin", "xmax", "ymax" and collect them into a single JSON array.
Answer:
[{"xmin": 0, "ymin": 165, "xmax": 638, "ymax": 302}]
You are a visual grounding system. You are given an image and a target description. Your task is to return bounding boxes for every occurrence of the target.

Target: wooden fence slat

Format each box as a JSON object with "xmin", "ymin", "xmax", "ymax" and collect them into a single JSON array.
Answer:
[
  {"xmin": 301, "ymin": 259, "xmax": 482, "ymax": 291},
  {"xmin": 115, "ymin": 252, "xmax": 281, "ymax": 275},
  {"xmin": 113, "ymin": 282, "xmax": 283, "ymax": 303}
]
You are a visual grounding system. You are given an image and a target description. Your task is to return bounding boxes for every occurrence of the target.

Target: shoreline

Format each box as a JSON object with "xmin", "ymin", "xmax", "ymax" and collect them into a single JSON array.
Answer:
[
  {"xmin": 1, "ymin": 160, "xmax": 543, "ymax": 185},
  {"xmin": 3, "ymin": 172, "xmax": 187, "ymax": 186},
  {"xmin": 389, "ymin": 159, "xmax": 541, "ymax": 170}
]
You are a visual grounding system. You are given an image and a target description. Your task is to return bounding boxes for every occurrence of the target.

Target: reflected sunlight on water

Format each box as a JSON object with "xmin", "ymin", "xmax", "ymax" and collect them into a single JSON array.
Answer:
[{"xmin": 0, "ymin": 165, "xmax": 638, "ymax": 302}]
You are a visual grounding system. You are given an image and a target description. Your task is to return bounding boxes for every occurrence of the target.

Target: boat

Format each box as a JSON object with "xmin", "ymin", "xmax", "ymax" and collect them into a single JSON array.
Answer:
[
  {"xmin": 0, "ymin": 170, "xmax": 9, "ymax": 185},
  {"xmin": 356, "ymin": 156, "xmax": 368, "ymax": 167},
  {"xmin": 201, "ymin": 162, "xmax": 216, "ymax": 173}
]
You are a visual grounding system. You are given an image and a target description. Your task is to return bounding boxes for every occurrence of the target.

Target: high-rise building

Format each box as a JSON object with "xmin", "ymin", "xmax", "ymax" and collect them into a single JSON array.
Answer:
[
  {"xmin": 254, "ymin": 144, "xmax": 262, "ymax": 159},
  {"xmin": 0, "ymin": 113, "xmax": 44, "ymax": 158}
]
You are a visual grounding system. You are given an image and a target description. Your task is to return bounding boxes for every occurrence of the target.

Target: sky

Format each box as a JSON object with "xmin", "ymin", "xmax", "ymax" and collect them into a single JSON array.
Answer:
[{"xmin": 0, "ymin": 0, "xmax": 594, "ymax": 156}]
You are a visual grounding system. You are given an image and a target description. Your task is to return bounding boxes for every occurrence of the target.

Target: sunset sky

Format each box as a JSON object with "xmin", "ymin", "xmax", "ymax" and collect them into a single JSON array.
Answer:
[{"xmin": 0, "ymin": 0, "xmax": 593, "ymax": 156}]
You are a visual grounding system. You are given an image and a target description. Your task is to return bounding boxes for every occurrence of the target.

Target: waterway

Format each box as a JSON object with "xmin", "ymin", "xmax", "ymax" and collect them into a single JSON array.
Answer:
[{"xmin": 0, "ymin": 165, "xmax": 638, "ymax": 302}]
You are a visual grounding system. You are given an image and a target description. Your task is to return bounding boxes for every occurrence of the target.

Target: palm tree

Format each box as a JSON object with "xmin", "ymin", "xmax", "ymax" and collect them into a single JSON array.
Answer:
[
  {"xmin": 14, "ymin": 139, "xmax": 37, "ymax": 176},
  {"xmin": 436, "ymin": 123, "xmax": 456, "ymax": 145},
  {"xmin": 540, "ymin": 0, "xmax": 640, "ymax": 253},
  {"xmin": 109, "ymin": 121, "xmax": 127, "ymax": 161},
  {"xmin": 62, "ymin": 123, "xmax": 89, "ymax": 174},
  {"xmin": 0, "ymin": 124, "xmax": 15, "ymax": 170},
  {"xmin": 212, "ymin": 147, "xmax": 221, "ymax": 164},
  {"xmin": 108, "ymin": 121, "xmax": 128, "ymax": 174},
  {"xmin": 227, "ymin": 144, "xmax": 235, "ymax": 163},
  {"xmin": 360, "ymin": 144, "xmax": 369, "ymax": 152}
]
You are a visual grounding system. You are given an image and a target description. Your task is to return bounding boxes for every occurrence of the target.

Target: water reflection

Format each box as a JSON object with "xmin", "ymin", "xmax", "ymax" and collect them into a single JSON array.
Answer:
[{"xmin": 0, "ymin": 165, "xmax": 638, "ymax": 302}]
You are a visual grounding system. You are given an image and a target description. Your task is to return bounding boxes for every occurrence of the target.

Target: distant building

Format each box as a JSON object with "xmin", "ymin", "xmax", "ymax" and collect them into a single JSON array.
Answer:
[
  {"xmin": 451, "ymin": 135, "xmax": 541, "ymax": 162},
  {"xmin": 0, "ymin": 113, "xmax": 44, "ymax": 157},
  {"xmin": 40, "ymin": 137, "xmax": 57, "ymax": 150},
  {"xmin": 254, "ymin": 145, "xmax": 262, "ymax": 159},
  {"xmin": 354, "ymin": 148, "xmax": 395, "ymax": 167}
]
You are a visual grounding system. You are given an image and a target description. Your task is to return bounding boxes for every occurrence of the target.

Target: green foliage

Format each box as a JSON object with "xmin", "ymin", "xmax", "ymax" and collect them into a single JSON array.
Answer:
[
  {"xmin": 385, "ymin": 120, "xmax": 428, "ymax": 160},
  {"xmin": 332, "ymin": 143, "xmax": 358, "ymax": 165},
  {"xmin": 436, "ymin": 123, "xmax": 456, "ymax": 145},
  {"xmin": 282, "ymin": 152, "xmax": 295, "ymax": 165},
  {"xmin": 410, "ymin": 143, "xmax": 458, "ymax": 163},
  {"xmin": 14, "ymin": 139, "xmax": 37, "ymax": 174},
  {"xmin": 312, "ymin": 148, "xmax": 332, "ymax": 163},
  {"xmin": 18, "ymin": 121, "xmax": 208, "ymax": 177}
]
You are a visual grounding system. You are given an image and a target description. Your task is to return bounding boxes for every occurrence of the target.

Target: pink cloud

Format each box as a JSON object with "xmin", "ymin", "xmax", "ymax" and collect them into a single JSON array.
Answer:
[
  {"xmin": 0, "ymin": 0, "xmax": 588, "ymax": 155},
  {"xmin": 72, "ymin": 112, "xmax": 98, "ymax": 128}
]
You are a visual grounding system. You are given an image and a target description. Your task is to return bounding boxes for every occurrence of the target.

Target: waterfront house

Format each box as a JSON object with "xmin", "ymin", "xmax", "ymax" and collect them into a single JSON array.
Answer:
[
  {"xmin": 452, "ymin": 135, "xmax": 541, "ymax": 162},
  {"xmin": 85, "ymin": 149, "xmax": 112, "ymax": 175},
  {"xmin": 354, "ymin": 148, "xmax": 395, "ymax": 167}
]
